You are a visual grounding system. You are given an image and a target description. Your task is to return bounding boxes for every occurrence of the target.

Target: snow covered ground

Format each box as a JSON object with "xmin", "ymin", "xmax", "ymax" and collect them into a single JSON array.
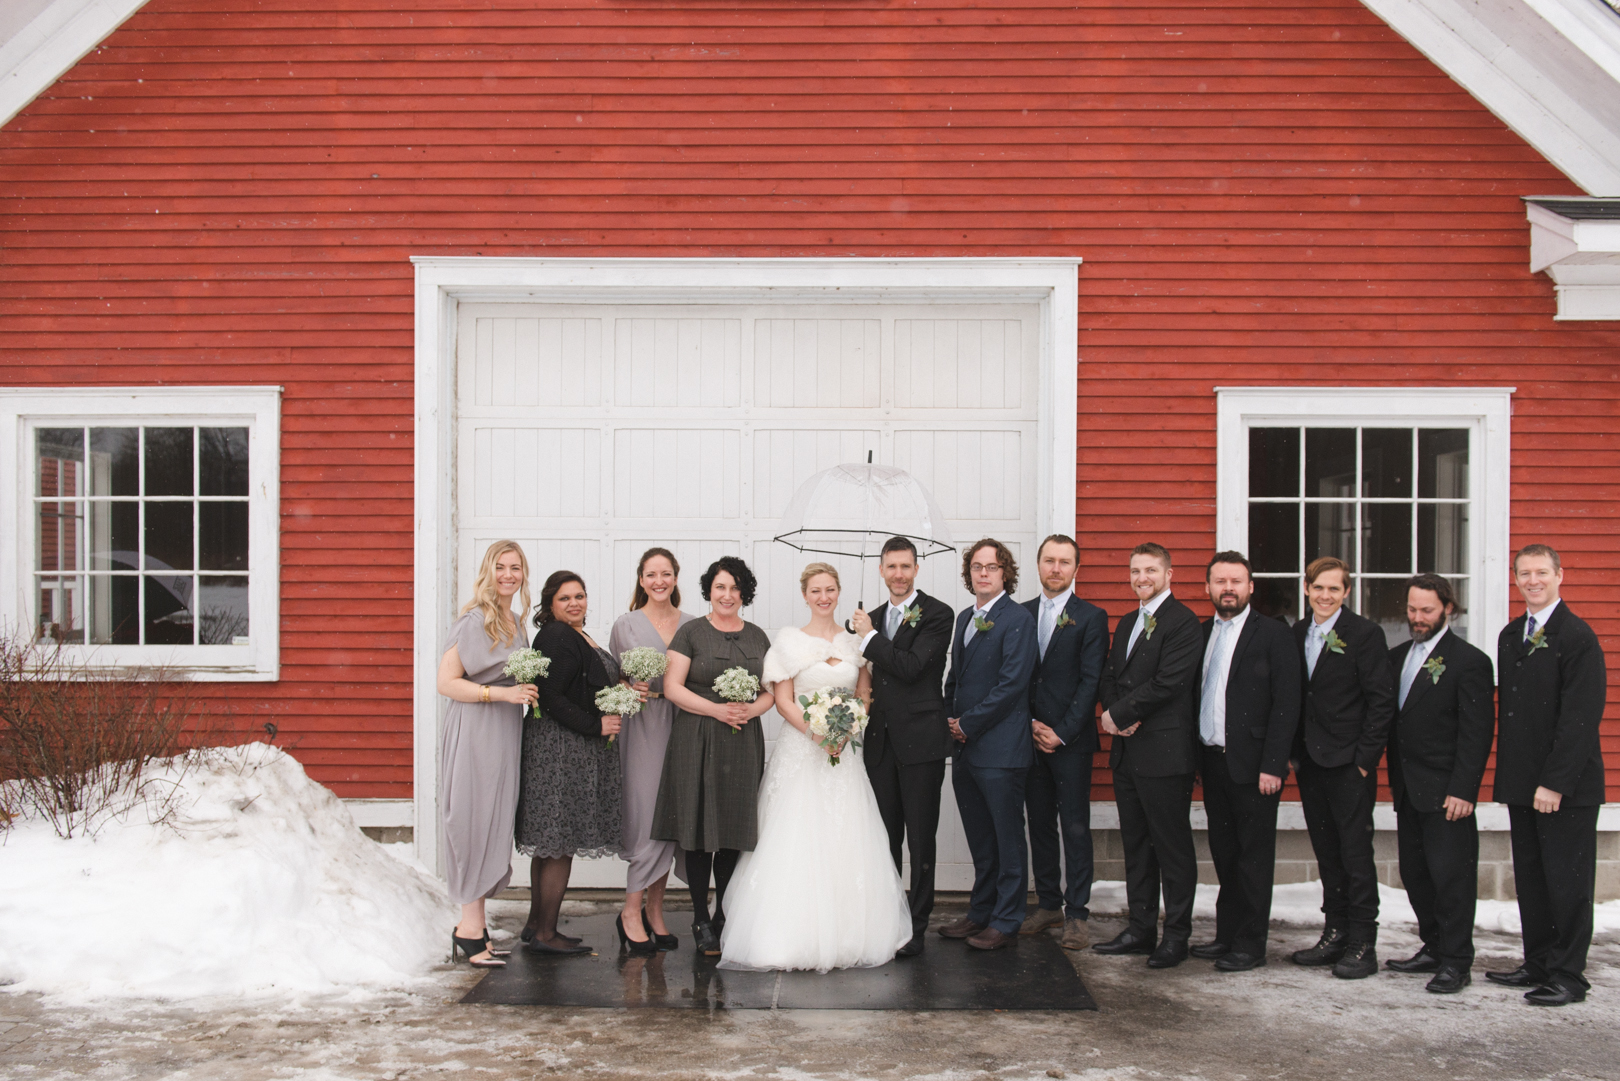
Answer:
[{"xmin": 0, "ymin": 744, "xmax": 454, "ymax": 1004}]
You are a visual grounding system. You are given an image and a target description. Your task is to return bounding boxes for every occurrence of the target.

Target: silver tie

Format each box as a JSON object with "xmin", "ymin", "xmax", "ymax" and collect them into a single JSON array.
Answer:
[{"xmin": 886, "ymin": 603, "xmax": 902, "ymax": 639}]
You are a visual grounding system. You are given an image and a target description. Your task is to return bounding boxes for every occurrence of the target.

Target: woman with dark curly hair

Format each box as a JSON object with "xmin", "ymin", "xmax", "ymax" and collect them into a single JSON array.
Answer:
[{"xmin": 650, "ymin": 555, "xmax": 775, "ymax": 955}]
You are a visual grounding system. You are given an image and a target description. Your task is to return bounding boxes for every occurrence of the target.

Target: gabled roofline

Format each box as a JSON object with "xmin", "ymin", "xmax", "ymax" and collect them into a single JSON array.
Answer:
[{"xmin": 0, "ymin": 0, "xmax": 148, "ymax": 129}]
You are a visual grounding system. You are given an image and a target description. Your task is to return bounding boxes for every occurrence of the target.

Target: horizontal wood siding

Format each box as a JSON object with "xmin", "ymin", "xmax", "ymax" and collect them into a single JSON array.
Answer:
[{"xmin": 1, "ymin": 0, "xmax": 1614, "ymax": 800}]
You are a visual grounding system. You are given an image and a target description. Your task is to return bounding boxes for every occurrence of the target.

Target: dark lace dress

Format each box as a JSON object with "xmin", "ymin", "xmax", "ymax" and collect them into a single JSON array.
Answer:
[{"xmin": 515, "ymin": 644, "xmax": 625, "ymax": 859}]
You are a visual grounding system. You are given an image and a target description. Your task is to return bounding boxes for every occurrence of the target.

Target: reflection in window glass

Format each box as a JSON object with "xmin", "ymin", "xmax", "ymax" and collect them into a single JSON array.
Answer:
[
  {"xmin": 1419, "ymin": 429, "xmax": 1469, "ymax": 499},
  {"xmin": 200, "ymin": 428, "xmax": 249, "ymax": 496},
  {"xmin": 1304, "ymin": 502, "xmax": 1356, "ymax": 568},
  {"xmin": 1361, "ymin": 502, "xmax": 1412, "ymax": 574},
  {"xmin": 1305, "ymin": 428, "xmax": 1355, "ymax": 497},
  {"xmin": 1248, "ymin": 427, "xmax": 1299, "ymax": 497},
  {"xmin": 144, "ymin": 427, "xmax": 193, "ymax": 497},
  {"xmin": 199, "ymin": 576, "xmax": 250, "ymax": 644},
  {"xmin": 1361, "ymin": 428, "xmax": 1412, "ymax": 498}
]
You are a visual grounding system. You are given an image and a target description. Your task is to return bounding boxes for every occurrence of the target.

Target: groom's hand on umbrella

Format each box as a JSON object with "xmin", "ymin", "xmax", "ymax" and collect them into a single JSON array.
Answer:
[{"xmin": 851, "ymin": 607, "xmax": 873, "ymax": 637}]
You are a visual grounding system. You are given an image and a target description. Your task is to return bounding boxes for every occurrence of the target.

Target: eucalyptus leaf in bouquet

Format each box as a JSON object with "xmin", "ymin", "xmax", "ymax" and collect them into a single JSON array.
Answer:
[
  {"xmin": 501, "ymin": 648, "xmax": 550, "ymax": 719},
  {"xmin": 798, "ymin": 687, "xmax": 868, "ymax": 766},
  {"xmin": 619, "ymin": 646, "xmax": 669, "ymax": 685}
]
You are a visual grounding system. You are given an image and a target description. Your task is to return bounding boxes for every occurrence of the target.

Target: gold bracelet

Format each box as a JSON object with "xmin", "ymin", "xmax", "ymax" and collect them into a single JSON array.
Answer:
[{"xmin": 480, "ymin": 685, "xmax": 490, "ymax": 704}]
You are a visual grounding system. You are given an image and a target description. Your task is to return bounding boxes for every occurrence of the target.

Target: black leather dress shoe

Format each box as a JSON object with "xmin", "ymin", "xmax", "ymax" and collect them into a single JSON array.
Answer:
[
  {"xmin": 896, "ymin": 934, "xmax": 925, "ymax": 959},
  {"xmin": 1093, "ymin": 929, "xmax": 1156, "ymax": 955},
  {"xmin": 1525, "ymin": 982, "xmax": 1586, "ymax": 1006},
  {"xmin": 1426, "ymin": 966, "xmax": 1471, "ymax": 994},
  {"xmin": 1291, "ymin": 926, "xmax": 1348, "ymax": 966},
  {"xmin": 1190, "ymin": 941, "xmax": 1230, "ymax": 960},
  {"xmin": 1485, "ymin": 965, "xmax": 1543, "ymax": 987},
  {"xmin": 1215, "ymin": 951, "xmax": 1266, "ymax": 972},
  {"xmin": 1146, "ymin": 939, "xmax": 1189, "ymax": 969},
  {"xmin": 1386, "ymin": 949, "xmax": 1441, "ymax": 973}
]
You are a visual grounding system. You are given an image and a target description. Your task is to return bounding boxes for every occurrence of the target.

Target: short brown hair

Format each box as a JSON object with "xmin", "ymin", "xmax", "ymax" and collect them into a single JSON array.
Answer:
[
  {"xmin": 1037, "ymin": 534, "xmax": 1080, "ymax": 561},
  {"xmin": 1513, "ymin": 543, "xmax": 1561, "ymax": 573},
  {"xmin": 1405, "ymin": 573, "xmax": 1461, "ymax": 613},
  {"xmin": 1131, "ymin": 542, "xmax": 1171, "ymax": 568},
  {"xmin": 1305, "ymin": 556, "xmax": 1350, "ymax": 586},
  {"xmin": 1206, "ymin": 551, "xmax": 1252, "ymax": 579},
  {"xmin": 961, "ymin": 538, "xmax": 1019, "ymax": 595}
]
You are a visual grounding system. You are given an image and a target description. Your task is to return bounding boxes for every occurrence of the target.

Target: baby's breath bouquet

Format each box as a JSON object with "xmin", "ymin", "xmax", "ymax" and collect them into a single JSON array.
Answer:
[
  {"xmin": 619, "ymin": 646, "xmax": 669, "ymax": 686},
  {"xmin": 798, "ymin": 688, "xmax": 869, "ymax": 766},
  {"xmin": 712, "ymin": 666, "xmax": 760, "ymax": 734},
  {"xmin": 594, "ymin": 682, "xmax": 643, "ymax": 745},
  {"xmin": 502, "ymin": 648, "xmax": 550, "ymax": 718}
]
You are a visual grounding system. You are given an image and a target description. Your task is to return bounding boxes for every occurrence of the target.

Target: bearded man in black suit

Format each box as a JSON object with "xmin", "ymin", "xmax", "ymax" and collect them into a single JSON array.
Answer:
[
  {"xmin": 1290, "ymin": 555, "xmax": 1396, "ymax": 980},
  {"xmin": 852, "ymin": 535, "xmax": 956, "ymax": 959},
  {"xmin": 1485, "ymin": 544, "xmax": 1607, "ymax": 1007},
  {"xmin": 1384, "ymin": 574, "xmax": 1494, "ymax": 995}
]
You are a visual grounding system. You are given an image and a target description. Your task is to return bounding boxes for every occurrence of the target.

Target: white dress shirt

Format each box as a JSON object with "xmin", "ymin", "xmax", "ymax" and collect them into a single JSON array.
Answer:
[
  {"xmin": 1037, "ymin": 591, "xmax": 1068, "ymax": 657},
  {"xmin": 1304, "ymin": 607, "xmax": 1343, "ymax": 678},
  {"xmin": 860, "ymin": 589, "xmax": 919, "ymax": 651},
  {"xmin": 1524, "ymin": 598, "xmax": 1560, "ymax": 641},
  {"xmin": 1199, "ymin": 605, "xmax": 1250, "ymax": 747},
  {"xmin": 963, "ymin": 591, "xmax": 1006, "ymax": 645},
  {"xmin": 1398, "ymin": 625, "xmax": 1445, "ymax": 708},
  {"xmin": 1125, "ymin": 587, "xmax": 1173, "ymax": 658}
]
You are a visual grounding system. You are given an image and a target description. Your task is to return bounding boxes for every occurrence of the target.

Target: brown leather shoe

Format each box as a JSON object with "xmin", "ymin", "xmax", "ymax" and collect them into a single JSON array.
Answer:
[
  {"xmin": 967, "ymin": 927, "xmax": 1015, "ymax": 951},
  {"xmin": 938, "ymin": 917, "xmax": 987, "ymax": 940},
  {"xmin": 1060, "ymin": 918, "xmax": 1090, "ymax": 951},
  {"xmin": 1019, "ymin": 908, "xmax": 1064, "ymax": 935}
]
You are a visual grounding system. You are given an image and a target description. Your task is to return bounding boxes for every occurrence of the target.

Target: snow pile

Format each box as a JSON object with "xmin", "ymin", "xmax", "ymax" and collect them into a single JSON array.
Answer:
[{"xmin": 0, "ymin": 743, "xmax": 453, "ymax": 1003}]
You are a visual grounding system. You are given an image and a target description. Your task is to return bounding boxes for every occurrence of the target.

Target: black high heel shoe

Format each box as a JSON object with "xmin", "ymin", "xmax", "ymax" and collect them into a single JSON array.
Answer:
[
  {"xmin": 481, "ymin": 930, "xmax": 511, "ymax": 958},
  {"xmin": 644, "ymin": 907, "xmax": 678, "ymax": 952},
  {"xmin": 617, "ymin": 914, "xmax": 658, "ymax": 956},
  {"xmin": 451, "ymin": 930, "xmax": 506, "ymax": 967}
]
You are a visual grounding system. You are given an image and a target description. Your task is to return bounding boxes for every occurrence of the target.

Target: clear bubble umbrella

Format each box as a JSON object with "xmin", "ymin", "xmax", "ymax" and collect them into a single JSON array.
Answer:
[{"xmin": 773, "ymin": 453, "xmax": 955, "ymax": 627}]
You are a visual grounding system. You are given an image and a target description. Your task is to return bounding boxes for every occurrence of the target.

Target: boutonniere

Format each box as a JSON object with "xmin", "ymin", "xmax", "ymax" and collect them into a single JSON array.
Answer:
[
  {"xmin": 901, "ymin": 603, "xmax": 922, "ymax": 628},
  {"xmin": 1141, "ymin": 611, "xmax": 1158, "ymax": 641},
  {"xmin": 972, "ymin": 614, "xmax": 995, "ymax": 633},
  {"xmin": 1323, "ymin": 629, "xmax": 1347, "ymax": 655},
  {"xmin": 1423, "ymin": 655, "xmax": 1446, "ymax": 685},
  {"xmin": 1526, "ymin": 627, "xmax": 1549, "ymax": 654},
  {"xmin": 1055, "ymin": 611, "xmax": 1075, "ymax": 630}
]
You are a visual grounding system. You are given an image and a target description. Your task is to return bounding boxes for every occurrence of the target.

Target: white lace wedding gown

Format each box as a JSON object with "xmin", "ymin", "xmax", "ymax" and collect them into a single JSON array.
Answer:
[{"xmin": 717, "ymin": 627, "xmax": 913, "ymax": 972}]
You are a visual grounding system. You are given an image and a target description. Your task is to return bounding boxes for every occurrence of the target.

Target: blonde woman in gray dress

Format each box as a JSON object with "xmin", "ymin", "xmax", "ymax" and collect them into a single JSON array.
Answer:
[{"xmin": 435, "ymin": 540, "xmax": 538, "ymax": 967}]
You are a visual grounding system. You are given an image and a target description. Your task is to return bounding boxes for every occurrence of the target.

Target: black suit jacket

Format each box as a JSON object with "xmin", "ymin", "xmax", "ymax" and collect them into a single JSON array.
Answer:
[
  {"xmin": 1024, "ymin": 593, "xmax": 1109, "ymax": 754},
  {"xmin": 1099, "ymin": 593, "xmax": 1202, "ymax": 777},
  {"xmin": 862, "ymin": 589, "xmax": 956, "ymax": 765},
  {"xmin": 1293, "ymin": 608, "xmax": 1396, "ymax": 773},
  {"xmin": 1196, "ymin": 609, "xmax": 1301, "ymax": 785},
  {"xmin": 531, "ymin": 619, "xmax": 612, "ymax": 738},
  {"xmin": 1493, "ymin": 603, "xmax": 1607, "ymax": 807},
  {"xmin": 1387, "ymin": 628, "xmax": 1495, "ymax": 813}
]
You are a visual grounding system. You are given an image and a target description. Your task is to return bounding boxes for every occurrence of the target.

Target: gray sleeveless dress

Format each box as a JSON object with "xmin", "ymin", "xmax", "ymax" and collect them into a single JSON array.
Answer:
[{"xmin": 438, "ymin": 611, "xmax": 524, "ymax": 905}]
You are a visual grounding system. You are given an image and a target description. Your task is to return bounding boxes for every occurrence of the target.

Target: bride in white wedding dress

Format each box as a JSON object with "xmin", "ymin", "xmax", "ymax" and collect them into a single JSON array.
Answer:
[{"xmin": 717, "ymin": 562, "xmax": 913, "ymax": 972}]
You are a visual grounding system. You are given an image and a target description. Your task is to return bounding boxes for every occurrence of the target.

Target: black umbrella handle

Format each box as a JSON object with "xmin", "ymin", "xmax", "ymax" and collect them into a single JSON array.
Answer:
[{"xmin": 844, "ymin": 601, "xmax": 865, "ymax": 635}]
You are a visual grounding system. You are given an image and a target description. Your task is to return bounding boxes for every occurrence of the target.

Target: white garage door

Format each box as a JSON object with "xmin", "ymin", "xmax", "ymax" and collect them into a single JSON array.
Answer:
[{"xmin": 455, "ymin": 299, "xmax": 1041, "ymax": 888}]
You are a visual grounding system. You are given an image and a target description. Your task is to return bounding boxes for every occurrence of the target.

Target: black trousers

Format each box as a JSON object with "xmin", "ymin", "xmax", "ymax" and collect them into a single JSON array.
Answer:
[
  {"xmin": 1395, "ymin": 794, "xmax": 1478, "ymax": 967},
  {"xmin": 953, "ymin": 761, "xmax": 1029, "ymax": 934},
  {"xmin": 1298, "ymin": 756, "xmax": 1381, "ymax": 940},
  {"xmin": 865, "ymin": 740, "xmax": 947, "ymax": 938},
  {"xmin": 1508, "ymin": 802, "xmax": 1599, "ymax": 990},
  {"xmin": 1200, "ymin": 745, "xmax": 1281, "ymax": 955},
  {"xmin": 1114, "ymin": 767, "xmax": 1197, "ymax": 942},
  {"xmin": 1025, "ymin": 742, "xmax": 1095, "ymax": 920}
]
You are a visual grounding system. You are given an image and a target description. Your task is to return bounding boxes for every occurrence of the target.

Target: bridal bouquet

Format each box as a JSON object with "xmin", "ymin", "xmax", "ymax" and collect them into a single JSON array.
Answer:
[
  {"xmin": 502, "ymin": 648, "xmax": 550, "ymax": 719},
  {"xmin": 799, "ymin": 688, "xmax": 868, "ymax": 766},
  {"xmin": 594, "ymin": 682, "xmax": 643, "ymax": 745},
  {"xmin": 619, "ymin": 646, "xmax": 668, "ymax": 685},
  {"xmin": 713, "ymin": 666, "xmax": 760, "ymax": 733}
]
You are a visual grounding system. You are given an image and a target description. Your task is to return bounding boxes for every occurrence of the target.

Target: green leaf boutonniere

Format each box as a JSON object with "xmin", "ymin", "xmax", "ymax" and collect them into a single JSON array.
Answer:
[
  {"xmin": 972, "ymin": 614, "xmax": 995, "ymax": 634},
  {"xmin": 1141, "ymin": 611, "xmax": 1158, "ymax": 641},
  {"xmin": 1055, "ymin": 611, "xmax": 1076, "ymax": 631},
  {"xmin": 1527, "ymin": 627, "xmax": 1549, "ymax": 655},
  {"xmin": 901, "ymin": 603, "xmax": 922, "ymax": 629},
  {"xmin": 1423, "ymin": 655, "xmax": 1446, "ymax": 685},
  {"xmin": 1323, "ymin": 629, "xmax": 1347, "ymax": 655}
]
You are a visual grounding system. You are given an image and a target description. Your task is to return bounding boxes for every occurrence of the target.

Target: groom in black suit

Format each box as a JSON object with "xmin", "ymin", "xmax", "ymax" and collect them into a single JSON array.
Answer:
[
  {"xmin": 939, "ymin": 537, "xmax": 1039, "ymax": 951},
  {"xmin": 853, "ymin": 536, "xmax": 956, "ymax": 958}
]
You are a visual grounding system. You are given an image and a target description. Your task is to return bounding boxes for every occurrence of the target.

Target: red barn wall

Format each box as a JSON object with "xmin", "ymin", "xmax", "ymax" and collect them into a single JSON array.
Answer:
[{"xmin": 0, "ymin": 0, "xmax": 1614, "ymax": 801}]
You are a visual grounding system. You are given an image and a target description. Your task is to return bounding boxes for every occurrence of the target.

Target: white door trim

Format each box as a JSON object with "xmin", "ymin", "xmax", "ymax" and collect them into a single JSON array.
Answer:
[{"xmin": 411, "ymin": 257, "xmax": 1081, "ymax": 871}]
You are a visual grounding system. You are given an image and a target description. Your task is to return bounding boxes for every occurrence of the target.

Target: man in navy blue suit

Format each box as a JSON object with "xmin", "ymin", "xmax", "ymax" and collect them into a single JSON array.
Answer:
[
  {"xmin": 938, "ymin": 537, "xmax": 1040, "ymax": 951},
  {"xmin": 1019, "ymin": 534, "xmax": 1109, "ymax": 951}
]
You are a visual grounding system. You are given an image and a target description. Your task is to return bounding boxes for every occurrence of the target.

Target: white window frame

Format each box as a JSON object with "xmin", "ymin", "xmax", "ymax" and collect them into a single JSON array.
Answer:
[
  {"xmin": 0, "ymin": 386, "xmax": 281, "ymax": 681},
  {"xmin": 1215, "ymin": 386, "xmax": 1513, "ymax": 653}
]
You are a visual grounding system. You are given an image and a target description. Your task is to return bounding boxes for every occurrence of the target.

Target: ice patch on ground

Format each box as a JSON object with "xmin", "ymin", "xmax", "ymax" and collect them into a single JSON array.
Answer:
[{"xmin": 0, "ymin": 743, "xmax": 453, "ymax": 1004}]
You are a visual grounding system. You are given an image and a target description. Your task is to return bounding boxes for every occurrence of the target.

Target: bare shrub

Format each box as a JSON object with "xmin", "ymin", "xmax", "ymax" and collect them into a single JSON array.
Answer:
[{"xmin": 0, "ymin": 638, "xmax": 246, "ymax": 839}]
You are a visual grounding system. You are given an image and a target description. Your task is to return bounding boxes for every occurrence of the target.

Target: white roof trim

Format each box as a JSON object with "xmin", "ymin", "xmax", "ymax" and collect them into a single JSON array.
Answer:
[
  {"xmin": 1526, "ymin": 198, "xmax": 1620, "ymax": 318},
  {"xmin": 0, "ymin": 0, "xmax": 148, "ymax": 129},
  {"xmin": 1359, "ymin": 0, "xmax": 1620, "ymax": 195}
]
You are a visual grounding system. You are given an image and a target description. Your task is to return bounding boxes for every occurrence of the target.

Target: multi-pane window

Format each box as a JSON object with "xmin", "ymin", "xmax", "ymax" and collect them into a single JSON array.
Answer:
[
  {"xmin": 1246, "ymin": 426, "xmax": 1470, "ymax": 643},
  {"xmin": 36, "ymin": 426, "xmax": 250, "ymax": 646}
]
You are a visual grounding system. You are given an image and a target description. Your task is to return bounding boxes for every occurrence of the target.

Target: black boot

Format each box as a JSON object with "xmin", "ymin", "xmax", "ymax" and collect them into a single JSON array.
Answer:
[
  {"xmin": 1333, "ymin": 940, "xmax": 1378, "ymax": 980},
  {"xmin": 1291, "ymin": 925, "xmax": 1348, "ymax": 967},
  {"xmin": 692, "ymin": 920, "xmax": 721, "ymax": 956}
]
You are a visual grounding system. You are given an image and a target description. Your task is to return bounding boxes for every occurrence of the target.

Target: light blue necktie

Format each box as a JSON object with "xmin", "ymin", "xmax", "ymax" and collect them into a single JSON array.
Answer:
[
  {"xmin": 1306, "ymin": 623, "xmax": 1323, "ymax": 677},
  {"xmin": 1200, "ymin": 619, "xmax": 1233, "ymax": 745},
  {"xmin": 886, "ymin": 602, "xmax": 902, "ymax": 639},
  {"xmin": 1039, "ymin": 597, "xmax": 1058, "ymax": 656},
  {"xmin": 1398, "ymin": 642, "xmax": 1425, "ymax": 707}
]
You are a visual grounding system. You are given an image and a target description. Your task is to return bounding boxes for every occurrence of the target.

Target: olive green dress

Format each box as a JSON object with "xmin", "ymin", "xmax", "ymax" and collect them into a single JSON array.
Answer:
[{"xmin": 650, "ymin": 616, "xmax": 771, "ymax": 853}]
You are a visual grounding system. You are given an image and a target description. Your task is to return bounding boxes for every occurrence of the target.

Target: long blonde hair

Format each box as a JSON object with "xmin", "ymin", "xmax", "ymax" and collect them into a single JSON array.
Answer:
[{"xmin": 460, "ymin": 540, "xmax": 531, "ymax": 646}]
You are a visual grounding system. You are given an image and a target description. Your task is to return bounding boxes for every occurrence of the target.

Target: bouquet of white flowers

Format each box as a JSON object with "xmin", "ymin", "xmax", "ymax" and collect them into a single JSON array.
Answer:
[
  {"xmin": 798, "ymin": 687, "xmax": 869, "ymax": 766},
  {"xmin": 594, "ymin": 682, "xmax": 643, "ymax": 745},
  {"xmin": 712, "ymin": 666, "xmax": 760, "ymax": 734},
  {"xmin": 502, "ymin": 648, "xmax": 550, "ymax": 718},
  {"xmin": 619, "ymin": 646, "xmax": 668, "ymax": 685}
]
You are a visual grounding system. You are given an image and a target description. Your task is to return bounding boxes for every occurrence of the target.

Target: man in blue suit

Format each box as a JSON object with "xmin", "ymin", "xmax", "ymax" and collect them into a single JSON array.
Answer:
[{"xmin": 939, "ymin": 537, "xmax": 1040, "ymax": 951}]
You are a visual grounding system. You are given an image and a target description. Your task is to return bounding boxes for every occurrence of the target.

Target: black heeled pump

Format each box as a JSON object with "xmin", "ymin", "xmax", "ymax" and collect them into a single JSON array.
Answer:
[
  {"xmin": 644, "ymin": 907, "xmax": 678, "ymax": 952},
  {"xmin": 617, "ymin": 914, "xmax": 658, "ymax": 956},
  {"xmin": 451, "ymin": 930, "xmax": 506, "ymax": 967},
  {"xmin": 481, "ymin": 929, "xmax": 511, "ymax": 958}
]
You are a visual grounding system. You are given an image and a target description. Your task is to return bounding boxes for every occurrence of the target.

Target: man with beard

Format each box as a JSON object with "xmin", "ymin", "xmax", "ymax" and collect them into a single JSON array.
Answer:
[
  {"xmin": 1384, "ymin": 574, "xmax": 1494, "ymax": 994},
  {"xmin": 1190, "ymin": 552, "xmax": 1301, "ymax": 971}
]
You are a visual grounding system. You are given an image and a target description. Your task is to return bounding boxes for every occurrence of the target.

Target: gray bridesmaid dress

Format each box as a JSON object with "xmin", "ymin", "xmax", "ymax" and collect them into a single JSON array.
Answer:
[
  {"xmin": 438, "ymin": 611, "xmax": 524, "ymax": 906},
  {"xmin": 609, "ymin": 607, "xmax": 696, "ymax": 892}
]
